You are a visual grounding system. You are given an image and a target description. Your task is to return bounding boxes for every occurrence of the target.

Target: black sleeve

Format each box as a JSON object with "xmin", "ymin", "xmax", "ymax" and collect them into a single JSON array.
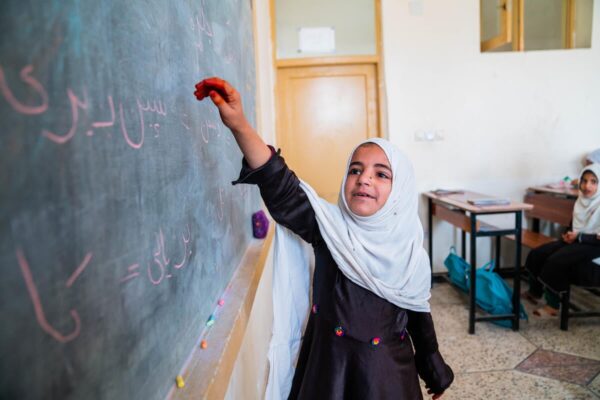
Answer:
[
  {"xmin": 406, "ymin": 310, "xmax": 454, "ymax": 394},
  {"xmin": 232, "ymin": 147, "xmax": 319, "ymax": 244},
  {"xmin": 580, "ymin": 233, "xmax": 600, "ymax": 247}
]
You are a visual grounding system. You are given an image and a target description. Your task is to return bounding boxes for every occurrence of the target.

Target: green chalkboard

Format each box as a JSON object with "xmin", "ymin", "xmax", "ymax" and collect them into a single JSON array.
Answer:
[{"xmin": 0, "ymin": 1, "xmax": 260, "ymax": 399}]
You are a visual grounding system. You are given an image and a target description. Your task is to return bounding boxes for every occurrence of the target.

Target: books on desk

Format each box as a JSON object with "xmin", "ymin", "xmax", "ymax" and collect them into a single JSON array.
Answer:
[
  {"xmin": 432, "ymin": 189, "xmax": 464, "ymax": 196},
  {"xmin": 467, "ymin": 198, "xmax": 511, "ymax": 206}
]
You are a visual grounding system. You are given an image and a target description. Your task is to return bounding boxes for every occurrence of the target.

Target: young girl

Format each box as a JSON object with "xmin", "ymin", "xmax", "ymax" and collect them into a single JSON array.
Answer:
[
  {"xmin": 570, "ymin": 148, "xmax": 600, "ymax": 187},
  {"xmin": 194, "ymin": 77, "xmax": 453, "ymax": 399},
  {"xmin": 524, "ymin": 163, "xmax": 600, "ymax": 317}
]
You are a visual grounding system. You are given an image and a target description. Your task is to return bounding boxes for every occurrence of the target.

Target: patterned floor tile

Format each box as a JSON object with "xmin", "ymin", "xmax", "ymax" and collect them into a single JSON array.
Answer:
[
  {"xmin": 431, "ymin": 370, "xmax": 598, "ymax": 400},
  {"xmin": 516, "ymin": 348, "xmax": 600, "ymax": 386},
  {"xmin": 426, "ymin": 282, "xmax": 600, "ymax": 399}
]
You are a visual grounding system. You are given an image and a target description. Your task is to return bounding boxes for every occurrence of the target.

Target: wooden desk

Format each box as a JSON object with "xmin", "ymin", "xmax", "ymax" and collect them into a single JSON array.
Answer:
[
  {"xmin": 424, "ymin": 191, "xmax": 533, "ymax": 334},
  {"xmin": 528, "ymin": 185, "xmax": 578, "ymax": 198},
  {"xmin": 526, "ymin": 186, "xmax": 577, "ymax": 231}
]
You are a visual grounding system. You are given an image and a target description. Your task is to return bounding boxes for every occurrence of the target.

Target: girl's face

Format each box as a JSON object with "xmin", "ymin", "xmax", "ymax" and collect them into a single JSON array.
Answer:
[
  {"xmin": 344, "ymin": 144, "xmax": 393, "ymax": 216},
  {"xmin": 579, "ymin": 171, "xmax": 598, "ymax": 198}
]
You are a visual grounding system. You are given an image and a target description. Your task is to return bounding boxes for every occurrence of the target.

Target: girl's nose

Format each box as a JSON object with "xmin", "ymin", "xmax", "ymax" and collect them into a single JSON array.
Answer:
[{"xmin": 357, "ymin": 172, "xmax": 372, "ymax": 185}]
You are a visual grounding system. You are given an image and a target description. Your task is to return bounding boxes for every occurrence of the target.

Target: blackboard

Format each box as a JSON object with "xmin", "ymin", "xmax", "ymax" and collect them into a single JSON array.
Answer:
[{"xmin": 0, "ymin": 1, "xmax": 260, "ymax": 399}]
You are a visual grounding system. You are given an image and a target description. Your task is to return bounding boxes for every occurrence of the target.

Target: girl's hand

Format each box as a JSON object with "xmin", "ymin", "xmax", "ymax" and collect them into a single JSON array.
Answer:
[
  {"xmin": 427, "ymin": 388, "xmax": 444, "ymax": 399},
  {"xmin": 193, "ymin": 76, "xmax": 271, "ymax": 169},
  {"xmin": 562, "ymin": 231, "xmax": 578, "ymax": 244},
  {"xmin": 194, "ymin": 77, "xmax": 250, "ymax": 134}
]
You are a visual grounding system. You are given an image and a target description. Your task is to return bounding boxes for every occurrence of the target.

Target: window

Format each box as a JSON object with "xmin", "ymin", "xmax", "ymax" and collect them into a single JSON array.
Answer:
[{"xmin": 480, "ymin": 0, "xmax": 594, "ymax": 52}]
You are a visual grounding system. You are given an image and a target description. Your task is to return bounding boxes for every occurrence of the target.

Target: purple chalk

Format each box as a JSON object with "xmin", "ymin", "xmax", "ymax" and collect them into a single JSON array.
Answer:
[{"xmin": 252, "ymin": 210, "xmax": 269, "ymax": 239}]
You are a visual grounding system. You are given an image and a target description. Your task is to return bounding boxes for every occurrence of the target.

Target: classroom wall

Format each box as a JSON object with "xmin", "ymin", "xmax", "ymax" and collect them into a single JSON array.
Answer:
[{"xmin": 381, "ymin": 0, "xmax": 600, "ymax": 270}]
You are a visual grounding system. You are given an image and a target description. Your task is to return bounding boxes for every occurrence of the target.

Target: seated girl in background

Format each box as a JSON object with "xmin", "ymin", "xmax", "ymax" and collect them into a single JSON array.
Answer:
[
  {"xmin": 571, "ymin": 148, "xmax": 600, "ymax": 187},
  {"xmin": 524, "ymin": 163, "xmax": 600, "ymax": 317},
  {"xmin": 194, "ymin": 78, "xmax": 453, "ymax": 399}
]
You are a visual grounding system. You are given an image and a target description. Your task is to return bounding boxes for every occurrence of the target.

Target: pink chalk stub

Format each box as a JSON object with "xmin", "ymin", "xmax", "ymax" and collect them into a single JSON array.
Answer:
[
  {"xmin": 252, "ymin": 210, "xmax": 269, "ymax": 239},
  {"xmin": 218, "ymin": 299, "xmax": 225, "ymax": 306}
]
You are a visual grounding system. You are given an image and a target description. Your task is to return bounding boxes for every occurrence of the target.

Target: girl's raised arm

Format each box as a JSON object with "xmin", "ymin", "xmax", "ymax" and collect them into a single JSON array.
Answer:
[{"xmin": 194, "ymin": 77, "xmax": 271, "ymax": 169}]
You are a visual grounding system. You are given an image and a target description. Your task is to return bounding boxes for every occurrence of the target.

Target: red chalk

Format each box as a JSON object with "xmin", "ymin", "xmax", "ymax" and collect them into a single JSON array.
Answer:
[
  {"xmin": 201, "ymin": 340, "xmax": 208, "ymax": 349},
  {"xmin": 194, "ymin": 78, "xmax": 228, "ymax": 101}
]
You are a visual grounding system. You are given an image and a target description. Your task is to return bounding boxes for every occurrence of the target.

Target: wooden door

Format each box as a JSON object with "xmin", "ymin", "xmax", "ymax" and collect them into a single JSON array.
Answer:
[{"xmin": 276, "ymin": 63, "xmax": 380, "ymax": 203}]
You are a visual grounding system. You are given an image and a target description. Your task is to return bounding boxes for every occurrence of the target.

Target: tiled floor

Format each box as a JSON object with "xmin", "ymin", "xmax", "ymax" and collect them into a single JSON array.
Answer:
[{"xmin": 424, "ymin": 281, "xmax": 600, "ymax": 399}]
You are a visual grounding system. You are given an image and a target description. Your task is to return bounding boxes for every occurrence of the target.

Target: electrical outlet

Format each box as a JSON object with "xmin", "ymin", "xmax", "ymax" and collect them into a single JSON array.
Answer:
[{"xmin": 414, "ymin": 129, "xmax": 444, "ymax": 142}]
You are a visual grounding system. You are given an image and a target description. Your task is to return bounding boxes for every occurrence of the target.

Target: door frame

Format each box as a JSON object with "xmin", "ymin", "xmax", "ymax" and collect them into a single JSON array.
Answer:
[{"xmin": 268, "ymin": 0, "xmax": 387, "ymax": 141}]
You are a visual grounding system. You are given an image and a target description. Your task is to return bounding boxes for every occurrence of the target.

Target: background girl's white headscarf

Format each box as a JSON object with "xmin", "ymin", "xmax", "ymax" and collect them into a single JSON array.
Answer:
[
  {"xmin": 572, "ymin": 163, "xmax": 600, "ymax": 234},
  {"xmin": 586, "ymin": 149, "xmax": 600, "ymax": 164},
  {"xmin": 266, "ymin": 138, "xmax": 431, "ymax": 399}
]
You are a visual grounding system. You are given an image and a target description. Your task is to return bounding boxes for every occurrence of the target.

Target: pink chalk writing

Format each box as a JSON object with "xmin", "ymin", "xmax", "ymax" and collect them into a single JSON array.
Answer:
[
  {"xmin": 179, "ymin": 113, "xmax": 191, "ymax": 130},
  {"xmin": 150, "ymin": 123, "xmax": 160, "ymax": 138},
  {"xmin": 139, "ymin": 98, "xmax": 167, "ymax": 116},
  {"xmin": 42, "ymin": 88, "xmax": 89, "ymax": 144},
  {"xmin": 155, "ymin": 229, "xmax": 171, "ymax": 268},
  {"xmin": 91, "ymin": 95, "xmax": 116, "ymax": 129},
  {"xmin": 147, "ymin": 258, "xmax": 165, "ymax": 285},
  {"xmin": 2, "ymin": 64, "xmax": 172, "ymax": 150},
  {"xmin": 121, "ymin": 224, "xmax": 193, "ymax": 287},
  {"xmin": 16, "ymin": 248, "xmax": 82, "ymax": 343},
  {"xmin": 119, "ymin": 98, "xmax": 145, "ymax": 149},
  {"xmin": 0, "ymin": 65, "xmax": 48, "ymax": 115},
  {"xmin": 65, "ymin": 252, "xmax": 93, "ymax": 288},
  {"xmin": 218, "ymin": 188, "xmax": 225, "ymax": 221},
  {"xmin": 194, "ymin": 1, "xmax": 214, "ymax": 38},
  {"xmin": 200, "ymin": 119, "xmax": 219, "ymax": 144},
  {"xmin": 173, "ymin": 225, "xmax": 192, "ymax": 269},
  {"xmin": 120, "ymin": 264, "xmax": 141, "ymax": 283},
  {"xmin": 191, "ymin": 0, "xmax": 214, "ymax": 57}
]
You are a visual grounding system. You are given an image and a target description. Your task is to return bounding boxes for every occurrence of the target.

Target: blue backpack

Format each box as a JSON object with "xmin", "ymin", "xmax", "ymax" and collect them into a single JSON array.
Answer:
[
  {"xmin": 443, "ymin": 246, "xmax": 469, "ymax": 292},
  {"xmin": 444, "ymin": 247, "xmax": 528, "ymax": 328}
]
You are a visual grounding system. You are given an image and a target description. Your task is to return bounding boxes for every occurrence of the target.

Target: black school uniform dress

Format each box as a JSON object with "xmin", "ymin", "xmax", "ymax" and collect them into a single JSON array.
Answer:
[
  {"xmin": 234, "ymin": 149, "xmax": 453, "ymax": 399},
  {"xmin": 526, "ymin": 235, "xmax": 600, "ymax": 296}
]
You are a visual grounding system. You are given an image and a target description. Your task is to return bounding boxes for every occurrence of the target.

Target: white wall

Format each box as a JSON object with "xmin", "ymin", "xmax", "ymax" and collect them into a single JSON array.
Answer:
[{"xmin": 381, "ymin": 0, "xmax": 600, "ymax": 269}]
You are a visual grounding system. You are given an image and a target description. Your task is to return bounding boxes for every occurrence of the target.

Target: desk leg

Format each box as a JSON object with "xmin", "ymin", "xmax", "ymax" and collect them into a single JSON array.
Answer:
[
  {"xmin": 513, "ymin": 211, "xmax": 522, "ymax": 331},
  {"xmin": 532, "ymin": 217, "xmax": 540, "ymax": 233},
  {"xmin": 469, "ymin": 214, "xmax": 477, "ymax": 334},
  {"xmin": 495, "ymin": 236, "xmax": 501, "ymax": 271},
  {"xmin": 461, "ymin": 230, "xmax": 466, "ymax": 259},
  {"xmin": 428, "ymin": 198, "xmax": 433, "ymax": 285}
]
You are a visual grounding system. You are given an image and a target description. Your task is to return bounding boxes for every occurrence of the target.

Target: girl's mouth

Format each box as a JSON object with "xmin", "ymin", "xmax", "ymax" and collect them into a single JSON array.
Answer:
[{"xmin": 353, "ymin": 192, "xmax": 375, "ymax": 199}]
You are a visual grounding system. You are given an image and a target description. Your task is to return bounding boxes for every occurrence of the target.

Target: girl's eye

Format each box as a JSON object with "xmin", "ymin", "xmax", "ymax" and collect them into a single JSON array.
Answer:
[
  {"xmin": 348, "ymin": 168, "xmax": 361, "ymax": 175},
  {"xmin": 377, "ymin": 171, "xmax": 391, "ymax": 179}
]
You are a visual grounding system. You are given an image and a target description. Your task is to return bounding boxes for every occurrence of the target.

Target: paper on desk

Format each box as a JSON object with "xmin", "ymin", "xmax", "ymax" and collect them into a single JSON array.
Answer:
[
  {"xmin": 593, "ymin": 256, "xmax": 600, "ymax": 266},
  {"xmin": 467, "ymin": 198, "xmax": 511, "ymax": 206}
]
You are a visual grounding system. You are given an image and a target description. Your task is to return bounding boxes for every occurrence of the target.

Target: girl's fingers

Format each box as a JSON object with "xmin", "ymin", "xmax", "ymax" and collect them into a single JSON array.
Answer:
[
  {"xmin": 209, "ymin": 90, "xmax": 226, "ymax": 107},
  {"xmin": 194, "ymin": 82, "xmax": 210, "ymax": 101},
  {"xmin": 194, "ymin": 78, "xmax": 233, "ymax": 103}
]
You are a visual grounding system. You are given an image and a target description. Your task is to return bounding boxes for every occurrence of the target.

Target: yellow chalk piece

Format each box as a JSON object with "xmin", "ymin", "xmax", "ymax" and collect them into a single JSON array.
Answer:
[
  {"xmin": 201, "ymin": 340, "xmax": 208, "ymax": 349},
  {"xmin": 176, "ymin": 375, "xmax": 185, "ymax": 388}
]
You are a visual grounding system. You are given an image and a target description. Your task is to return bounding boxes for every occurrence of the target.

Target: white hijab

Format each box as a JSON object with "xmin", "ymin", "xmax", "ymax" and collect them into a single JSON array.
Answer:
[
  {"xmin": 265, "ymin": 138, "xmax": 431, "ymax": 399},
  {"xmin": 586, "ymin": 149, "xmax": 600, "ymax": 164},
  {"xmin": 572, "ymin": 163, "xmax": 600, "ymax": 234}
]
